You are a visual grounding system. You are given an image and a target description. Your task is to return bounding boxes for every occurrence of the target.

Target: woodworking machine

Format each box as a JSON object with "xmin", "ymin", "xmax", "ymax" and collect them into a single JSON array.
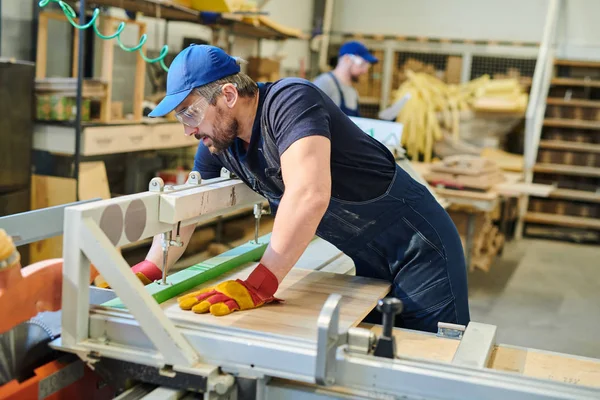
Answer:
[{"xmin": 2, "ymin": 170, "xmax": 600, "ymax": 399}]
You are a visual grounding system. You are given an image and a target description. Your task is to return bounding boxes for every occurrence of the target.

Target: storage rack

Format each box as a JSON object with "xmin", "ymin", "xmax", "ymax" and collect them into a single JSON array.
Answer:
[
  {"xmin": 32, "ymin": 0, "xmax": 302, "ymax": 199},
  {"xmin": 525, "ymin": 59, "xmax": 600, "ymax": 242}
]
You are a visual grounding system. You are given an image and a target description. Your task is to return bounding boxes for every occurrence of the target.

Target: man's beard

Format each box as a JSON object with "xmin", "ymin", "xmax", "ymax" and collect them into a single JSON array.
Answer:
[
  {"xmin": 195, "ymin": 106, "xmax": 239, "ymax": 154},
  {"xmin": 350, "ymin": 73, "xmax": 360, "ymax": 83}
]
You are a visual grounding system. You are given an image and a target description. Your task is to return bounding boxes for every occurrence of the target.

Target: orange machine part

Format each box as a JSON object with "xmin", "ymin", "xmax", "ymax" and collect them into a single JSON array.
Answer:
[
  {"xmin": 0, "ymin": 357, "xmax": 114, "ymax": 400},
  {"xmin": 0, "ymin": 259, "xmax": 100, "ymax": 334}
]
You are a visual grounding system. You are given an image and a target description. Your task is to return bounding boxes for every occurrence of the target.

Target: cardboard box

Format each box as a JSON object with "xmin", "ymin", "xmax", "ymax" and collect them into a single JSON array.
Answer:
[
  {"xmin": 111, "ymin": 101, "xmax": 123, "ymax": 120},
  {"xmin": 247, "ymin": 57, "xmax": 280, "ymax": 82},
  {"xmin": 36, "ymin": 95, "xmax": 90, "ymax": 121}
]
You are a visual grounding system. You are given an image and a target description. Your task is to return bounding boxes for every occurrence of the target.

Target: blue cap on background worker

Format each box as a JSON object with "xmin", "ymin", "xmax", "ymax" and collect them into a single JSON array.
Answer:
[{"xmin": 313, "ymin": 41, "xmax": 378, "ymax": 117}]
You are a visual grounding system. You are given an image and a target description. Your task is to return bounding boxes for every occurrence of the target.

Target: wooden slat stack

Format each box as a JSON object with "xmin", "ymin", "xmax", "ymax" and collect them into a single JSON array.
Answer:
[
  {"xmin": 424, "ymin": 155, "xmax": 506, "ymax": 191},
  {"xmin": 526, "ymin": 59, "xmax": 600, "ymax": 242},
  {"xmin": 422, "ymin": 156, "xmax": 507, "ymax": 271},
  {"xmin": 448, "ymin": 209, "xmax": 505, "ymax": 272}
]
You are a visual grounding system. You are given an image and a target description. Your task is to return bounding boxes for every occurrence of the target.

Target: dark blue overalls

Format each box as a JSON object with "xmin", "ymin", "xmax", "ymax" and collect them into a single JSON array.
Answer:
[
  {"xmin": 214, "ymin": 85, "xmax": 470, "ymax": 333},
  {"xmin": 328, "ymin": 72, "xmax": 360, "ymax": 117}
]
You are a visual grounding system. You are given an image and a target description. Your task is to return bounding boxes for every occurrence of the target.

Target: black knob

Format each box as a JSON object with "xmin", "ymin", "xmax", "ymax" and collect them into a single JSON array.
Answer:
[
  {"xmin": 377, "ymin": 297, "xmax": 402, "ymax": 338},
  {"xmin": 374, "ymin": 297, "xmax": 403, "ymax": 359}
]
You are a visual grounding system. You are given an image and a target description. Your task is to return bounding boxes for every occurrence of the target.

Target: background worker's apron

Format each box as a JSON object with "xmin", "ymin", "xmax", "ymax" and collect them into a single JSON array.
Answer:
[
  {"xmin": 328, "ymin": 72, "xmax": 360, "ymax": 117},
  {"xmin": 214, "ymin": 82, "xmax": 470, "ymax": 333}
]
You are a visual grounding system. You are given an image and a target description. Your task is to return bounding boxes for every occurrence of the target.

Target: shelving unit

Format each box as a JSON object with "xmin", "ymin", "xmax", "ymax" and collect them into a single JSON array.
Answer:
[
  {"xmin": 33, "ymin": 0, "xmax": 303, "ymax": 200},
  {"xmin": 525, "ymin": 59, "xmax": 600, "ymax": 241}
]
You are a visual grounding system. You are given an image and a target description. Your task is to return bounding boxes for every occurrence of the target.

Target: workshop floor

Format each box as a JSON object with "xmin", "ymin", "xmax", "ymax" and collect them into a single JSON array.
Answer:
[{"xmin": 468, "ymin": 238, "xmax": 600, "ymax": 359}]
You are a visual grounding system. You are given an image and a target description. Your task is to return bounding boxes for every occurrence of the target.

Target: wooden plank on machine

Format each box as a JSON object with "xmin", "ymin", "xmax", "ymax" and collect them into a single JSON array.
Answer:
[
  {"xmin": 365, "ymin": 325, "xmax": 600, "ymax": 389},
  {"xmin": 163, "ymin": 265, "xmax": 390, "ymax": 340}
]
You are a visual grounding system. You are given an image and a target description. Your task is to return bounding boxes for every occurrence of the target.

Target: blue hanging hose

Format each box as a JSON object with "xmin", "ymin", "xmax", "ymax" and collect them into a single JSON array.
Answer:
[{"xmin": 38, "ymin": 0, "xmax": 170, "ymax": 71}]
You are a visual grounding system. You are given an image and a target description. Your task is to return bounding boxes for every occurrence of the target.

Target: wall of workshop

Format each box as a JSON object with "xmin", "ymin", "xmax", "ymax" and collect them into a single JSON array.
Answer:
[{"xmin": 331, "ymin": 0, "xmax": 600, "ymax": 60}]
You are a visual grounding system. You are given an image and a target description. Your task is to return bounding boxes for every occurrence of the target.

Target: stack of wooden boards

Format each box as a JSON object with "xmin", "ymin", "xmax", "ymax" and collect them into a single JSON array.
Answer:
[
  {"xmin": 448, "ymin": 209, "xmax": 505, "ymax": 272},
  {"xmin": 391, "ymin": 71, "xmax": 529, "ymax": 162},
  {"xmin": 424, "ymin": 155, "xmax": 506, "ymax": 191},
  {"xmin": 526, "ymin": 59, "xmax": 600, "ymax": 242},
  {"xmin": 421, "ymin": 156, "xmax": 507, "ymax": 271}
]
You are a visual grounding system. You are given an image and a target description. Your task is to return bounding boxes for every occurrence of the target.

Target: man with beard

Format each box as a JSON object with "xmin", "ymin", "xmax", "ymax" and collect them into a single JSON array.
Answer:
[
  {"xmin": 132, "ymin": 44, "xmax": 469, "ymax": 333},
  {"xmin": 313, "ymin": 41, "xmax": 378, "ymax": 116}
]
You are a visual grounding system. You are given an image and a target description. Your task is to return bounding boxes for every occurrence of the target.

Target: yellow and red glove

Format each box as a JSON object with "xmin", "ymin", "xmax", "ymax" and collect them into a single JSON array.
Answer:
[
  {"xmin": 178, "ymin": 264, "xmax": 280, "ymax": 316},
  {"xmin": 94, "ymin": 260, "xmax": 162, "ymax": 288}
]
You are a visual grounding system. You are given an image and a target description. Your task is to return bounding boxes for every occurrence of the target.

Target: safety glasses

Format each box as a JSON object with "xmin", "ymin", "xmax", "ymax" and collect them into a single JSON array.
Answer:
[
  {"xmin": 175, "ymin": 84, "xmax": 237, "ymax": 128},
  {"xmin": 175, "ymin": 90, "xmax": 210, "ymax": 128}
]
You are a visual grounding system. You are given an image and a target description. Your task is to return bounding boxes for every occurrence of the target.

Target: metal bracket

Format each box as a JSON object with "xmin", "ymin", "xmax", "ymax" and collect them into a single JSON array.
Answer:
[
  {"xmin": 220, "ymin": 168, "xmax": 231, "ymax": 179},
  {"xmin": 437, "ymin": 322, "xmax": 466, "ymax": 339},
  {"xmin": 452, "ymin": 322, "xmax": 497, "ymax": 369},
  {"xmin": 346, "ymin": 327, "xmax": 376, "ymax": 355},
  {"xmin": 315, "ymin": 293, "xmax": 341, "ymax": 386},
  {"xmin": 149, "ymin": 177, "xmax": 165, "ymax": 192},
  {"xmin": 187, "ymin": 171, "xmax": 201, "ymax": 186}
]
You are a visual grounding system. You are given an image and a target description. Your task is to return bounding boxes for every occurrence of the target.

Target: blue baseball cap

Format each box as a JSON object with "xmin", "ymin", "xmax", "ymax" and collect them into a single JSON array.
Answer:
[
  {"xmin": 339, "ymin": 41, "xmax": 378, "ymax": 64},
  {"xmin": 149, "ymin": 44, "xmax": 241, "ymax": 117}
]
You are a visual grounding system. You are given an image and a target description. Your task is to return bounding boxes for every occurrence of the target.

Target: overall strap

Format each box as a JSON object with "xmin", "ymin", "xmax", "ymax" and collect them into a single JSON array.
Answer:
[{"xmin": 327, "ymin": 71, "xmax": 347, "ymax": 110}]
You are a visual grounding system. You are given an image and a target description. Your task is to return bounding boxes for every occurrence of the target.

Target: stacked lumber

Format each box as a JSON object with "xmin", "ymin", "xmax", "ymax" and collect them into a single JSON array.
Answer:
[
  {"xmin": 448, "ymin": 209, "xmax": 505, "ymax": 272},
  {"xmin": 424, "ymin": 155, "xmax": 506, "ymax": 191},
  {"xmin": 392, "ymin": 71, "xmax": 528, "ymax": 161}
]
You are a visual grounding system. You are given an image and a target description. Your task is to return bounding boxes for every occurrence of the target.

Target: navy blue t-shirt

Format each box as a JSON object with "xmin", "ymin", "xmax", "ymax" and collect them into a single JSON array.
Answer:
[{"xmin": 193, "ymin": 79, "xmax": 396, "ymax": 202}]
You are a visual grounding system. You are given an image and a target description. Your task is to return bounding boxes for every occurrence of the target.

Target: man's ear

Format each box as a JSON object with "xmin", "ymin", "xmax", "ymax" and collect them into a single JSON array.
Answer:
[{"xmin": 221, "ymin": 83, "xmax": 238, "ymax": 109}]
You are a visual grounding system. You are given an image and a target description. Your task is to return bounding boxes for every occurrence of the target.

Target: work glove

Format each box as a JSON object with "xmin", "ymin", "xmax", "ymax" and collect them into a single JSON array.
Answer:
[
  {"xmin": 178, "ymin": 264, "xmax": 281, "ymax": 316},
  {"xmin": 94, "ymin": 260, "xmax": 162, "ymax": 288}
]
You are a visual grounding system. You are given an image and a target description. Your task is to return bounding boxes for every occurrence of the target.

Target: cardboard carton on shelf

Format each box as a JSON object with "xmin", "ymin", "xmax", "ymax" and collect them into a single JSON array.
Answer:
[
  {"xmin": 36, "ymin": 95, "xmax": 91, "ymax": 122},
  {"xmin": 247, "ymin": 57, "xmax": 281, "ymax": 82}
]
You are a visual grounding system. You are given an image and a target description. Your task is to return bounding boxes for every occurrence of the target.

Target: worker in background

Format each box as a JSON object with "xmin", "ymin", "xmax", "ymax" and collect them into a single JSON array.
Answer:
[
  {"xmin": 131, "ymin": 44, "xmax": 468, "ymax": 333},
  {"xmin": 312, "ymin": 41, "xmax": 378, "ymax": 117}
]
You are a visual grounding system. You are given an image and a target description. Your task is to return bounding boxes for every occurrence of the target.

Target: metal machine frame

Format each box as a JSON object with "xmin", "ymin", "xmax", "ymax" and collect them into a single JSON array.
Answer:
[{"xmin": 53, "ymin": 171, "xmax": 600, "ymax": 399}]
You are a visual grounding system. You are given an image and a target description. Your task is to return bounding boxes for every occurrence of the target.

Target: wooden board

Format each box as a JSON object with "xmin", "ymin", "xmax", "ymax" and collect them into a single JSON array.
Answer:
[
  {"xmin": 533, "ymin": 163, "xmax": 600, "ymax": 178},
  {"xmin": 364, "ymin": 325, "xmax": 600, "ymax": 389},
  {"xmin": 365, "ymin": 324, "xmax": 458, "ymax": 362},
  {"xmin": 546, "ymin": 98, "xmax": 600, "ymax": 108},
  {"xmin": 494, "ymin": 182, "xmax": 555, "ymax": 197},
  {"xmin": 79, "ymin": 161, "xmax": 111, "ymax": 200},
  {"xmin": 445, "ymin": 56, "xmax": 462, "ymax": 84},
  {"xmin": 30, "ymin": 175, "xmax": 76, "ymax": 262},
  {"xmin": 543, "ymin": 118, "xmax": 600, "ymax": 130},
  {"xmin": 525, "ymin": 212, "xmax": 600, "ymax": 230},
  {"xmin": 549, "ymin": 188, "xmax": 600, "ymax": 203},
  {"xmin": 480, "ymin": 148, "xmax": 524, "ymax": 172},
  {"xmin": 551, "ymin": 77, "xmax": 600, "ymax": 88},
  {"xmin": 554, "ymin": 59, "xmax": 600, "ymax": 68},
  {"xmin": 424, "ymin": 171, "xmax": 506, "ymax": 191},
  {"xmin": 162, "ymin": 265, "xmax": 390, "ymax": 341},
  {"xmin": 539, "ymin": 140, "xmax": 600, "ymax": 153}
]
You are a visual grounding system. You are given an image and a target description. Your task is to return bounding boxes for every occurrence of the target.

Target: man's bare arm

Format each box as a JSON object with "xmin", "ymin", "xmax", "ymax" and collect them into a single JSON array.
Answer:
[
  {"xmin": 260, "ymin": 135, "xmax": 332, "ymax": 282},
  {"xmin": 145, "ymin": 223, "xmax": 196, "ymax": 270}
]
